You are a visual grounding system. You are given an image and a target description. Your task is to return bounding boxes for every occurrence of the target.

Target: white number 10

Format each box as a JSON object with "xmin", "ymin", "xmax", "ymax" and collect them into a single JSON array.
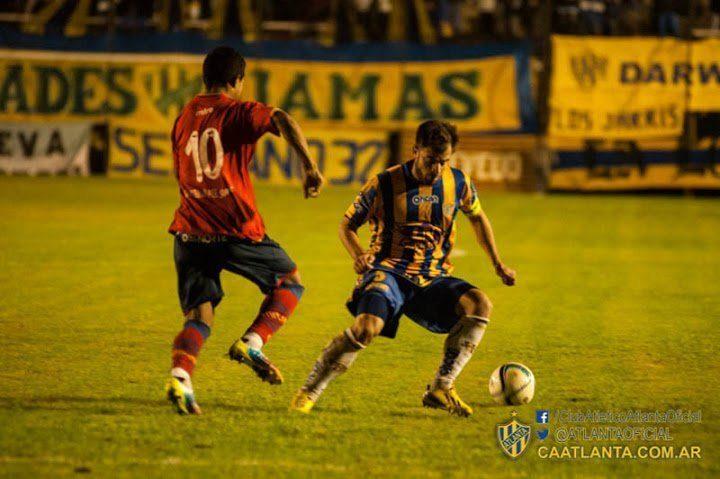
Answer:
[{"xmin": 184, "ymin": 128, "xmax": 224, "ymax": 182}]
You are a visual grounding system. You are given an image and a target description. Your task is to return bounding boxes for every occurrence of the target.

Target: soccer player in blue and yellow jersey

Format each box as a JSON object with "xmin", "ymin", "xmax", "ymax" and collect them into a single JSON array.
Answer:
[{"xmin": 291, "ymin": 120, "xmax": 516, "ymax": 417}]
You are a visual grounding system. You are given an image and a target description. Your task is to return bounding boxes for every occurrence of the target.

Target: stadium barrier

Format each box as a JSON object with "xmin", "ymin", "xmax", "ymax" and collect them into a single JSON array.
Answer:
[
  {"xmin": 549, "ymin": 137, "xmax": 720, "ymax": 191},
  {"xmin": 549, "ymin": 36, "xmax": 720, "ymax": 190},
  {"xmin": 0, "ymin": 122, "xmax": 90, "ymax": 175},
  {"xmin": 0, "ymin": 43, "xmax": 534, "ymax": 185}
]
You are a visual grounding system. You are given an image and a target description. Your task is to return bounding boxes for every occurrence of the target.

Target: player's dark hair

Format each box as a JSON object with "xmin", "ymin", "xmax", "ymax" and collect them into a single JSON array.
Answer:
[
  {"xmin": 415, "ymin": 120, "xmax": 458, "ymax": 153},
  {"xmin": 202, "ymin": 46, "xmax": 247, "ymax": 90}
]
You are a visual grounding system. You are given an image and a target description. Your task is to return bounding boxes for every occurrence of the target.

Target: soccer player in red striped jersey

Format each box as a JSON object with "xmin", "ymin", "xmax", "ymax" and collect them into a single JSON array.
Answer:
[{"xmin": 166, "ymin": 46, "xmax": 324, "ymax": 414}]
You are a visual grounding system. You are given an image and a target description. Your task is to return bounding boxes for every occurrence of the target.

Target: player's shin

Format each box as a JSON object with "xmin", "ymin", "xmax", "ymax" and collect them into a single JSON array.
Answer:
[
  {"xmin": 167, "ymin": 318, "xmax": 210, "ymax": 414},
  {"xmin": 302, "ymin": 328, "xmax": 365, "ymax": 401},
  {"xmin": 432, "ymin": 315, "xmax": 489, "ymax": 390},
  {"xmin": 242, "ymin": 282, "xmax": 304, "ymax": 348},
  {"xmin": 171, "ymin": 318, "xmax": 211, "ymax": 378}
]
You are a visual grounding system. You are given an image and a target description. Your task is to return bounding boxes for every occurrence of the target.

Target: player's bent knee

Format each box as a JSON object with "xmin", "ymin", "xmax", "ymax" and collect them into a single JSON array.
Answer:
[
  {"xmin": 281, "ymin": 282, "xmax": 305, "ymax": 299},
  {"xmin": 351, "ymin": 313, "xmax": 384, "ymax": 346},
  {"xmin": 279, "ymin": 271, "xmax": 305, "ymax": 299},
  {"xmin": 284, "ymin": 269, "xmax": 302, "ymax": 285},
  {"xmin": 185, "ymin": 302, "xmax": 215, "ymax": 327},
  {"xmin": 458, "ymin": 289, "xmax": 493, "ymax": 319}
]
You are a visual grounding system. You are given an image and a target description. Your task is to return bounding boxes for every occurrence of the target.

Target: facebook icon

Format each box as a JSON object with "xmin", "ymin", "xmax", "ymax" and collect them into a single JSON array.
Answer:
[{"xmin": 536, "ymin": 410, "xmax": 549, "ymax": 424}]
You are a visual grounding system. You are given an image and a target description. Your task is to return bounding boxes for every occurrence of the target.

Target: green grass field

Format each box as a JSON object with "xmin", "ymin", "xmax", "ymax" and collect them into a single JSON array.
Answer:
[{"xmin": 0, "ymin": 176, "xmax": 718, "ymax": 478}]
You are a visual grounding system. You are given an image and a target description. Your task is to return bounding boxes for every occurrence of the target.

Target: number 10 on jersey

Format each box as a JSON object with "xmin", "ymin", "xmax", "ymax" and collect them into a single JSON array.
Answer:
[{"xmin": 185, "ymin": 128, "xmax": 224, "ymax": 182}]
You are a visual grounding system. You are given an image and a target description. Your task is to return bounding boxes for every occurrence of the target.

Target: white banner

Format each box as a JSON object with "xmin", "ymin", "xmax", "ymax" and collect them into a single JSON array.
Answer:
[{"xmin": 0, "ymin": 122, "xmax": 90, "ymax": 175}]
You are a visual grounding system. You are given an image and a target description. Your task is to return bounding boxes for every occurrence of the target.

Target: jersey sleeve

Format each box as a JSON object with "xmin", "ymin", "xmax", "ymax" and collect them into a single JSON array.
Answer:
[
  {"xmin": 227, "ymin": 101, "xmax": 280, "ymax": 144},
  {"xmin": 344, "ymin": 176, "xmax": 380, "ymax": 230},
  {"xmin": 459, "ymin": 172, "xmax": 483, "ymax": 218}
]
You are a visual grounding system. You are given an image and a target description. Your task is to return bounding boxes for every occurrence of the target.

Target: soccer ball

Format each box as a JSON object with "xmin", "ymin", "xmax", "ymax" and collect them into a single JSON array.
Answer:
[{"xmin": 489, "ymin": 362, "xmax": 535, "ymax": 405}]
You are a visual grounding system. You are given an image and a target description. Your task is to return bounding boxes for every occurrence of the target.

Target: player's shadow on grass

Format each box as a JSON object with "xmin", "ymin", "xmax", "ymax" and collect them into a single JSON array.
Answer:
[
  {"xmin": 0, "ymin": 395, "xmax": 167, "ymax": 413},
  {"xmin": 389, "ymin": 401, "xmax": 515, "ymax": 419},
  {"xmin": 473, "ymin": 401, "xmax": 518, "ymax": 408},
  {"xmin": 0, "ymin": 395, "xmax": 293, "ymax": 415}
]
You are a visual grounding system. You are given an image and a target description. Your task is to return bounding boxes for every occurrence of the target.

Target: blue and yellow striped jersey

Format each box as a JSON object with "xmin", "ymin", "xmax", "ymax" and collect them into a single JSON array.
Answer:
[{"xmin": 344, "ymin": 160, "xmax": 483, "ymax": 286}]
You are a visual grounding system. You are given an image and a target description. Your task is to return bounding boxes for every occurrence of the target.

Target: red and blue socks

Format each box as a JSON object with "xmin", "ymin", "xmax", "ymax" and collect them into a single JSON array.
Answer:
[
  {"xmin": 243, "ymin": 283, "xmax": 304, "ymax": 348},
  {"xmin": 171, "ymin": 319, "xmax": 211, "ymax": 377}
]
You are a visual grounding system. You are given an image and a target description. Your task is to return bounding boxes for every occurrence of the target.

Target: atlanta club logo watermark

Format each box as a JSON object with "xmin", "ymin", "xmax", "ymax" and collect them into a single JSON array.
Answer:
[{"xmin": 496, "ymin": 411, "xmax": 531, "ymax": 458}]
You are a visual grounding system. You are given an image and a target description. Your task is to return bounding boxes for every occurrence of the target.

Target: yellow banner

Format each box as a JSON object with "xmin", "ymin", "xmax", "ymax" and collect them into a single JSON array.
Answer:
[
  {"xmin": 111, "ymin": 122, "xmax": 388, "ymax": 184},
  {"xmin": 244, "ymin": 57, "xmax": 519, "ymax": 131},
  {"xmin": 0, "ymin": 49, "xmax": 520, "ymax": 179},
  {"xmin": 549, "ymin": 137, "xmax": 720, "ymax": 191},
  {"xmin": 550, "ymin": 36, "xmax": 720, "ymax": 141},
  {"xmin": 551, "ymin": 163, "xmax": 720, "ymax": 191},
  {"xmin": 690, "ymin": 38, "xmax": 720, "ymax": 112},
  {"xmin": 550, "ymin": 36, "xmax": 689, "ymax": 139}
]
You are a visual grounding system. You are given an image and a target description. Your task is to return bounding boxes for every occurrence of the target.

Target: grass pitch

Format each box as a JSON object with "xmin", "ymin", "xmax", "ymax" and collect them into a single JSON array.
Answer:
[{"xmin": 0, "ymin": 176, "xmax": 718, "ymax": 478}]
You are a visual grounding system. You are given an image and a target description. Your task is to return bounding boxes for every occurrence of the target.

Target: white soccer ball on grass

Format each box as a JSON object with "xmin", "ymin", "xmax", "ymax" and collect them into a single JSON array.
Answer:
[{"xmin": 489, "ymin": 362, "xmax": 535, "ymax": 405}]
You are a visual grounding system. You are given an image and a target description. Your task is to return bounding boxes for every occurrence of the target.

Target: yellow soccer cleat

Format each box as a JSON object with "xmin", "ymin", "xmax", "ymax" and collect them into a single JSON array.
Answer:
[
  {"xmin": 289, "ymin": 390, "xmax": 315, "ymax": 414},
  {"xmin": 422, "ymin": 385, "xmax": 473, "ymax": 417},
  {"xmin": 166, "ymin": 376, "xmax": 202, "ymax": 415},
  {"xmin": 228, "ymin": 339, "xmax": 284, "ymax": 385}
]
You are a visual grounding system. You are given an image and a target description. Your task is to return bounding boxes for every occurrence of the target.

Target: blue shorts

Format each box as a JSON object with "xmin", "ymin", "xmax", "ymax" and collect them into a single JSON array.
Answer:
[
  {"xmin": 174, "ymin": 234, "xmax": 296, "ymax": 313},
  {"xmin": 346, "ymin": 269, "xmax": 477, "ymax": 339}
]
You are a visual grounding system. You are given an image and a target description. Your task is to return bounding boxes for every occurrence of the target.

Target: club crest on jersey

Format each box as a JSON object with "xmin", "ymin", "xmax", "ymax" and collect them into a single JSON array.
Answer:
[
  {"xmin": 411, "ymin": 194, "xmax": 439, "ymax": 206},
  {"xmin": 496, "ymin": 412, "xmax": 531, "ymax": 458}
]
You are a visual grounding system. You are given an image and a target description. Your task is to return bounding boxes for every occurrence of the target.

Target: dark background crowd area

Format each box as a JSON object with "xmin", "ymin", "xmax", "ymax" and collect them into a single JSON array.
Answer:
[{"xmin": 2, "ymin": 1, "xmax": 719, "ymax": 45}]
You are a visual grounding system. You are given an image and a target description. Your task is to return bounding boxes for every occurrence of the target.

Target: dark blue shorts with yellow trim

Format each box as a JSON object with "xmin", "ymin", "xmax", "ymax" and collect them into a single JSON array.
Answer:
[{"xmin": 346, "ymin": 268, "xmax": 477, "ymax": 339}]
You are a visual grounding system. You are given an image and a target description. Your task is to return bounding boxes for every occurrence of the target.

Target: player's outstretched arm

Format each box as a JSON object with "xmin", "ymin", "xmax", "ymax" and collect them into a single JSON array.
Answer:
[
  {"xmin": 468, "ymin": 212, "xmax": 516, "ymax": 286},
  {"xmin": 339, "ymin": 217, "xmax": 374, "ymax": 274},
  {"xmin": 271, "ymin": 109, "xmax": 324, "ymax": 198}
]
